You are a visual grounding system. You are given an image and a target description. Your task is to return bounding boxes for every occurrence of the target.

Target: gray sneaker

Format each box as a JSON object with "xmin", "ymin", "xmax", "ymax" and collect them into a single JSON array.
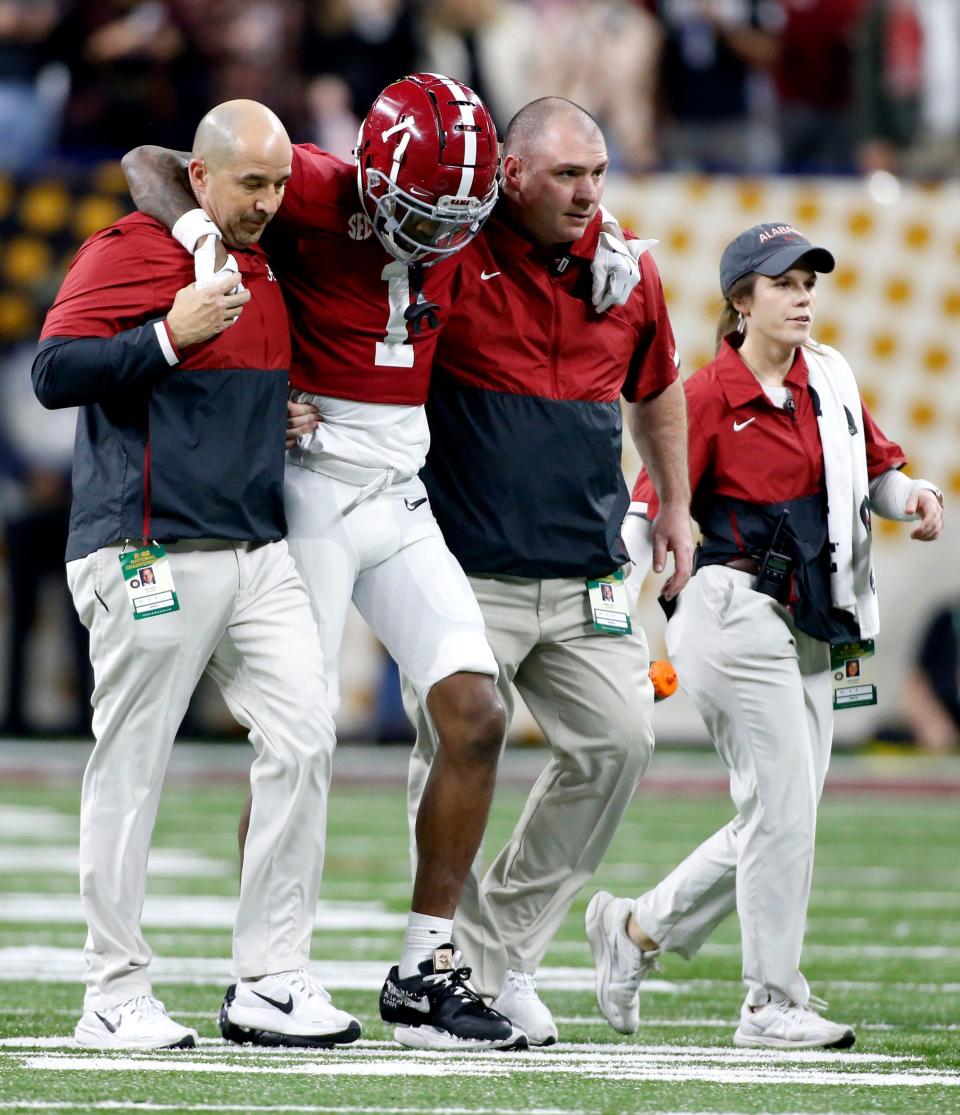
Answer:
[
  {"xmin": 734, "ymin": 998, "xmax": 855, "ymax": 1050},
  {"xmin": 585, "ymin": 890, "xmax": 659, "ymax": 1035}
]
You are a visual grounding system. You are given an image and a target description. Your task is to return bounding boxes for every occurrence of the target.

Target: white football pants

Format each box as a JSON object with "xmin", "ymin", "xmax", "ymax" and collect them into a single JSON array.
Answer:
[
  {"xmin": 283, "ymin": 461, "xmax": 497, "ymax": 710},
  {"xmin": 68, "ymin": 539, "xmax": 336, "ymax": 1009},
  {"xmin": 635, "ymin": 565, "xmax": 833, "ymax": 1007}
]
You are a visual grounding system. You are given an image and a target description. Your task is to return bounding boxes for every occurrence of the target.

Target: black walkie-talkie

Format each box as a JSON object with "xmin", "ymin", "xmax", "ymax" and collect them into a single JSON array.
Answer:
[{"xmin": 754, "ymin": 509, "xmax": 793, "ymax": 601}]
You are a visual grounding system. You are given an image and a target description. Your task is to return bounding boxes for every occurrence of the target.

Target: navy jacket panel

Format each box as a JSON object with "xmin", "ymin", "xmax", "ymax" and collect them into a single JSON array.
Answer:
[
  {"xmin": 146, "ymin": 366, "xmax": 288, "ymax": 546},
  {"xmin": 698, "ymin": 491, "xmax": 858, "ymax": 642},
  {"xmin": 424, "ymin": 379, "xmax": 630, "ymax": 579}
]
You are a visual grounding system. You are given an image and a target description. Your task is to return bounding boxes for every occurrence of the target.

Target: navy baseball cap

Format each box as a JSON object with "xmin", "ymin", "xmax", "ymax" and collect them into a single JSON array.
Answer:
[{"xmin": 720, "ymin": 223, "xmax": 835, "ymax": 296}]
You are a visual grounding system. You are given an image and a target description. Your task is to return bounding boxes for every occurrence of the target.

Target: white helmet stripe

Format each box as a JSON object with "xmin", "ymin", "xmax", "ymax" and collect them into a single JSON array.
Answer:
[
  {"xmin": 390, "ymin": 130, "xmax": 411, "ymax": 187},
  {"xmin": 436, "ymin": 74, "xmax": 477, "ymax": 198}
]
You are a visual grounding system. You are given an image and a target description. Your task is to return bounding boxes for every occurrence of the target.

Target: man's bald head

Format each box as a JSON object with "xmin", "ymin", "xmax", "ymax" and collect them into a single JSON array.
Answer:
[
  {"xmin": 193, "ymin": 99, "xmax": 290, "ymax": 170},
  {"xmin": 189, "ymin": 100, "xmax": 293, "ymax": 248},
  {"xmin": 503, "ymin": 98, "xmax": 602, "ymax": 161}
]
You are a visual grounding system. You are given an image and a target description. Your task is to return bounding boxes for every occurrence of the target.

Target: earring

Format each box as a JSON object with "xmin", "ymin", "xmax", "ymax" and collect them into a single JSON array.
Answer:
[{"xmin": 737, "ymin": 311, "xmax": 746, "ymax": 334}]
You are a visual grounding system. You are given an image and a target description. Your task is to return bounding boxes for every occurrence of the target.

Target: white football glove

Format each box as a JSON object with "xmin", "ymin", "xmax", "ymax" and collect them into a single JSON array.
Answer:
[
  {"xmin": 591, "ymin": 206, "xmax": 659, "ymax": 313},
  {"xmin": 193, "ymin": 235, "xmax": 243, "ymax": 288},
  {"xmin": 621, "ymin": 505, "xmax": 654, "ymax": 589},
  {"xmin": 193, "ymin": 231, "xmax": 245, "ymax": 329},
  {"xmin": 173, "ymin": 204, "xmax": 245, "ymax": 297},
  {"xmin": 171, "ymin": 207, "xmax": 221, "ymax": 254}
]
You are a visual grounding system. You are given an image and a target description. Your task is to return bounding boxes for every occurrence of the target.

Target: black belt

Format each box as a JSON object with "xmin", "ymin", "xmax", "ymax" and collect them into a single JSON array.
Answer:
[
  {"xmin": 722, "ymin": 556, "xmax": 760, "ymax": 576},
  {"xmin": 693, "ymin": 545, "xmax": 759, "ymax": 577}
]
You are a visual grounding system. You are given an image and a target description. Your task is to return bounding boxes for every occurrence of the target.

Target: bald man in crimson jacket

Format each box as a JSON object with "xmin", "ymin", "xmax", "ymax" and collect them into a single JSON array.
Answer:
[{"xmin": 32, "ymin": 101, "xmax": 357, "ymax": 1053}]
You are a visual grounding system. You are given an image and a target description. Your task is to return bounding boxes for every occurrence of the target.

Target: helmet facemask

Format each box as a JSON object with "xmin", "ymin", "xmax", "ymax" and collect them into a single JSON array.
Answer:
[{"xmin": 364, "ymin": 166, "xmax": 497, "ymax": 266}]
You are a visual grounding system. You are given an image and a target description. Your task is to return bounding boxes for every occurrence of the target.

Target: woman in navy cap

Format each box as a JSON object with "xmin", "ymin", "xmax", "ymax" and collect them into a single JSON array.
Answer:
[{"xmin": 586, "ymin": 222, "xmax": 944, "ymax": 1049}]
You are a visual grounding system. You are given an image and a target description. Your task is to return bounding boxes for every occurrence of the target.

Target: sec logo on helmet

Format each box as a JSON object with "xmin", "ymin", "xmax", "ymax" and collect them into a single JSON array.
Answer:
[{"xmin": 347, "ymin": 212, "xmax": 373, "ymax": 241}]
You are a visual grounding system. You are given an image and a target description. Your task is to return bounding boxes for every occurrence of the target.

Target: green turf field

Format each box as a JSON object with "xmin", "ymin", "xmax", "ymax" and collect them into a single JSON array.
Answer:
[{"xmin": 1, "ymin": 748, "xmax": 959, "ymax": 1115}]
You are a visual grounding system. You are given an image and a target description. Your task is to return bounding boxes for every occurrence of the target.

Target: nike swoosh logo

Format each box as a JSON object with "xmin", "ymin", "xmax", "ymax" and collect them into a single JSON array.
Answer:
[
  {"xmin": 480, "ymin": 270, "xmax": 501, "ymax": 281},
  {"xmin": 253, "ymin": 990, "xmax": 294, "ymax": 1014},
  {"xmin": 404, "ymin": 497, "xmax": 427, "ymax": 511},
  {"xmin": 95, "ymin": 1012, "xmax": 117, "ymax": 1033},
  {"xmin": 733, "ymin": 418, "xmax": 757, "ymax": 432},
  {"xmin": 385, "ymin": 980, "xmax": 431, "ymax": 1013}
]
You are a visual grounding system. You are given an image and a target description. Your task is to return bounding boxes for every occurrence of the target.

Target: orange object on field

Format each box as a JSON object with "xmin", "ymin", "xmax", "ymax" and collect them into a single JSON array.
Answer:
[{"xmin": 649, "ymin": 659, "xmax": 678, "ymax": 702}]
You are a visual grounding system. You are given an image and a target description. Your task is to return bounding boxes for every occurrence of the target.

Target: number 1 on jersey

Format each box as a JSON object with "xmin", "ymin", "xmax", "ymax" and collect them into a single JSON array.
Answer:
[{"xmin": 376, "ymin": 261, "xmax": 415, "ymax": 368}]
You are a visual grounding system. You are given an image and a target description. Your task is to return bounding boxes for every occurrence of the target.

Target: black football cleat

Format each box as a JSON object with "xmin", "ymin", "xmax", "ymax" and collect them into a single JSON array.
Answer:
[{"xmin": 380, "ymin": 944, "xmax": 528, "ymax": 1050}]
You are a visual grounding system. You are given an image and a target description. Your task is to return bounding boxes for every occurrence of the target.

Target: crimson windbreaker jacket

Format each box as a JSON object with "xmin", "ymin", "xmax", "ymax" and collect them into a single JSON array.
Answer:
[
  {"xmin": 33, "ymin": 214, "xmax": 291, "ymax": 561},
  {"xmin": 423, "ymin": 209, "xmax": 679, "ymax": 579}
]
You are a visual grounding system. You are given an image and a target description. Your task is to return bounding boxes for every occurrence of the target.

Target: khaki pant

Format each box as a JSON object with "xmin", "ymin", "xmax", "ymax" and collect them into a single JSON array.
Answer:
[
  {"xmin": 634, "ymin": 565, "xmax": 833, "ymax": 1007},
  {"xmin": 406, "ymin": 573, "xmax": 654, "ymax": 998},
  {"xmin": 68, "ymin": 540, "xmax": 335, "ymax": 1009}
]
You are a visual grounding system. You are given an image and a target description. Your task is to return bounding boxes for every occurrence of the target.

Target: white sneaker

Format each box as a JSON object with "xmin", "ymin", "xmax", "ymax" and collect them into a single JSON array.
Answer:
[
  {"xmin": 220, "ymin": 969, "xmax": 360, "ymax": 1048},
  {"xmin": 734, "ymin": 998, "xmax": 856, "ymax": 1050},
  {"xmin": 585, "ymin": 890, "xmax": 659, "ymax": 1035},
  {"xmin": 491, "ymin": 968, "xmax": 558, "ymax": 1046},
  {"xmin": 75, "ymin": 995, "xmax": 197, "ymax": 1049}
]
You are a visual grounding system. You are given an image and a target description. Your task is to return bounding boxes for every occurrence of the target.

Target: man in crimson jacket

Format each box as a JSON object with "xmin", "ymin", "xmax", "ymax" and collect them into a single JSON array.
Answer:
[
  {"xmin": 405, "ymin": 97, "xmax": 694, "ymax": 1045},
  {"xmin": 32, "ymin": 101, "xmax": 355, "ymax": 1052}
]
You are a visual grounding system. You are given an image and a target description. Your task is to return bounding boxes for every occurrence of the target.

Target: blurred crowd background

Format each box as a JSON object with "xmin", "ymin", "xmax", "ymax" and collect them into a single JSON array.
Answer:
[
  {"xmin": 1, "ymin": 0, "xmax": 958, "ymax": 750},
  {"xmin": 3, "ymin": 0, "xmax": 960, "ymax": 177}
]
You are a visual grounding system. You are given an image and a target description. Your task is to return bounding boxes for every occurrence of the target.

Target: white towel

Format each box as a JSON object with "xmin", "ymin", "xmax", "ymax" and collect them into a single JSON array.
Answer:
[{"xmin": 802, "ymin": 342, "xmax": 879, "ymax": 638}]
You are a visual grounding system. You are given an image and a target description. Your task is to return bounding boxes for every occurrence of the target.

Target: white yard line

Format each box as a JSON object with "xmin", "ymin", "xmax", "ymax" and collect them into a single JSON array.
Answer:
[
  {"xmin": 6, "ymin": 890, "xmax": 960, "ymax": 934},
  {"xmin": 812, "ymin": 866, "xmax": 960, "ymax": 885},
  {"xmin": 682, "ymin": 943, "xmax": 960, "ymax": 960},
  {"xmin": 0, "ymin": 896, "xmax": 405, "ymax": 930},
  {"xmin": 810, "ymin": 890, "xmax": 960, "ymax": 909},
  {"xmin": 1, "ymin": 1015, "xmax": 952, "ymax": 1037},
  {"xmin": 0, "ymin": 809, "xmax": 75, "ymax": 839},
  {"xmin": 548, "ymin": 939, "xmax": 960, "ymax": 960},
  {"xmin": 0, "ymin": 849, "xmax": 229, "ymax": 878},
  {"xmin": 13, "ymin": 1052, "xmax": 960, "ymax": 1088},
  {"xmin": 0, "ymin": 1038, "xmax": 921, "ymax": 1064}
]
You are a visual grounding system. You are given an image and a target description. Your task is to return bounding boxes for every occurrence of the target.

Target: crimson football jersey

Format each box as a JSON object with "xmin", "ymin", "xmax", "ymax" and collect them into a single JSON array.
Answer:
[{"xmin": 272, "ymin": 145, "xmax": 459, "ymax": 406}]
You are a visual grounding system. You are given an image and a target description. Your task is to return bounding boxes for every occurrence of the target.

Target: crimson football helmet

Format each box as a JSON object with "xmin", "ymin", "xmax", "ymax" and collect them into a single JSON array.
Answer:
[{"xmin": 355, "ymin": 73, "xmax": 499, "ymax": 265}]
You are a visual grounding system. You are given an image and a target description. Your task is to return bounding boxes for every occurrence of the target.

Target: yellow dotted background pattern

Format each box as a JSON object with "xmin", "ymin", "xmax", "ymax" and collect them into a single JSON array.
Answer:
[
  {"xmin": 0, "ymin": 168, "xmax": 130, "ymax": 346},
  {"xmin": 605, "ymin": 175, "xmax": 960, "ymax": 525}
]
